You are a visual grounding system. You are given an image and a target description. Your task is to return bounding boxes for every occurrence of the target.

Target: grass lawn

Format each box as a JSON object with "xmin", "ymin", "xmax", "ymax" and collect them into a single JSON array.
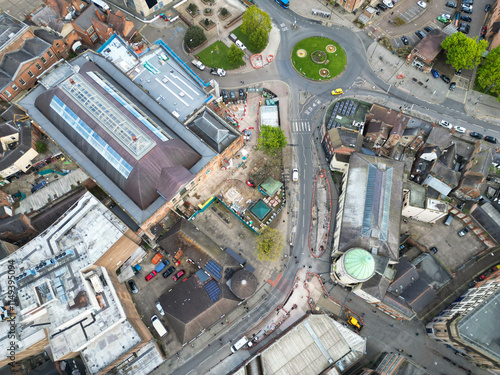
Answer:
[
  {"xmin": 473, "ymin": 75, "xmax": 498, "ymax": 98},
  {"xmin": 231, "ymin": 26, "xmax": 263, "ymax": 54},
  {"xmin": 291, "ymin": 37, "xmax": 346, "ymax": 81},
  {"xmin": 196, "ymin": 41, "xmax": 244, "ymax": 70}
]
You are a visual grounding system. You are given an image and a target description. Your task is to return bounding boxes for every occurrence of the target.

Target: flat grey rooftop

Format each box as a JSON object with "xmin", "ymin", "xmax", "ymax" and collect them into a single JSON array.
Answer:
[{"xmin": 458, "ymin": 291, "xmax": 500, "ymax": 362}]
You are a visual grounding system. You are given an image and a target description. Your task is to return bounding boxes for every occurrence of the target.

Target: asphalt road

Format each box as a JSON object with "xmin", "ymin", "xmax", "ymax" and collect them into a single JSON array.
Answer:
[{"xmin": 156, "ymin": 2, "xmax": 497, "ymax": 374}]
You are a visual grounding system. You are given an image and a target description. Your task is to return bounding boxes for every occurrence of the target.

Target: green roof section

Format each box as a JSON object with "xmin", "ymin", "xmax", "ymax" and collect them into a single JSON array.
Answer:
[
  {"xmin": 250, "ymin": 200, "xmax": 272, "ymax": 220},
  {"xmin": 344, "ymin": 248, "xmax": 375, "ymax": 281},
  {"xmin": 260, "ymin": 177, "xmax": 283, "ymax": 197}
]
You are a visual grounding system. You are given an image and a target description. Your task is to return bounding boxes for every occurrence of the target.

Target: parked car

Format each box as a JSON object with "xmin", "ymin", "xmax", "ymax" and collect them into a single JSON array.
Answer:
[
  {"xmin": 235, "ymin": 40, "xmax": 246, "ymax": 50},
  {"xmin": 155, "ymin": 301, "xmax": 165, "ymax": 316},
  {"xmin": 401, "ymin": 36, "xmax": 409, "ymax": 45},
  {"xmin": 239, "ymin": 88, "xmax": 245, "ymax": 99},
  {"xmin": 460, "ymin": 15, "xmax": 472, "ymax": 22},
  {"xmin": 491, "ymin": 264, "xmax": 500, "ymax": 272},
  {"xmin": 462, "ymin": 5, "xmax": 473, "ymax": 13},
  {"xmin": 431, "ymin": 69, "xmax": 439, "ymax": 78},
  {"xmin": 173, "ymin": 270, "xmax": 185, "ymax": 281},
  {"xmin": 437, "ymin": 14, "xmax": 451, "ymax": 23},
  {"xmin": 441, "ymin": 75, "xmax": 451, "ymax": 83},
  {"xmin": 417, "ymin": 1, "xmax": 427, "ymax": 8},
  {"xmin": 485, "ymin": 135, "xmax": 498, "ymax": 144},
  {"xmin": 439, "ymin": 120, "xmax": 452, "ymax": 129},
  {"xmin": 151, "ymin": 252, "xmax": 162, "ymax": 265},
  {"xmin": 155, "ymin": 260, "xmax": 169, "ymax": 273},
  {"xmin": 454, "ymin": 125, "xmax": 465, "ymax": 133},
  {"xmin": 456, "ymin": 68, "xmax": 462, "ymax": 75},
  {"xmin": 210, "ymin": 67, "xmax": 226, "ymax": 76},
  {"xmin": 475, "ymin": 274, "xmax": 486, "ymax": 282},
  {"xmin": 191, "ymin": 59, "xmax": 205, "ymax": 71},
  {"xmin": 424, "ymin": 26, "xmax": 433, "ymax": 32},
  {"xmin": 430, "ymin": 247, "xmax": 438, "ymax": 254},
  {"xmin": 449, "ymin": 82, "xmax": 457, "ymax": 91},
  {"xmin": 458, "ymin": 23, "xmax": 470, "ymax": 34},
  {"xmin": 246, "ymin": 179, "xmax": 255, "ymax": 187},
  {"xmin": 469, "ymin": 131, "xmax": 483, "ymax": 139},
  {"xmin": 458, "ymin": 227, "xmax": 470, "ymax": 237},
  {"xmin": 463, "ymin": 0, "xmax": 473, "ymax": 5},
  {"xmin": 162, "ymin": 266, "xmax": 175, "ymax": 278},
  {"xmin": 485, "ymin": 4, "xmax": 491, "ymax": 11},
  {"xmin": 445, "ymin": 1, "xmax": 457, "ymax": 7},
  {"xmin": 229, "ymin": 33, "xmax": 238, "ymax": 42},
  {"xmin": 377, "ymin": 3, "xmax": 388, "ymax": 10},
  {"xmin": 221, "ymin": 89, "xmax": 228, "ymax": 101},
  {"xmin": 415, "ymin": 30, "xmax": 426, "ymax": 39},
  {"xmin": 481, "ymin": 26, "xmax": 487, "ymax": 35},
  {"xmin": 229, "ymin": 91, "xmax": 236, "ymax": 100},
  {"xmin": 128, "ymin": 279, "xmax": 138, "ymax": 294},
  {"xmin": 145, "ymin": 271, "xmax": 158, "ymax": 282}
]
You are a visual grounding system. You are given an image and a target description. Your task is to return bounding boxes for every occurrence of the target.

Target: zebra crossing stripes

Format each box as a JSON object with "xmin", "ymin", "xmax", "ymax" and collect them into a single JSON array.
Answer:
[{"xmin": 292, "ymin": 121, "xmax": 311, "ymax": 133}]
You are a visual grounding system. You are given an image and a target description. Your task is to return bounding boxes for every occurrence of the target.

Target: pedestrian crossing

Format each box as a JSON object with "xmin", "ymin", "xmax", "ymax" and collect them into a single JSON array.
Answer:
[{"xmin": 292, "ymin": 120, "xmax": 311, "ymax": 133}]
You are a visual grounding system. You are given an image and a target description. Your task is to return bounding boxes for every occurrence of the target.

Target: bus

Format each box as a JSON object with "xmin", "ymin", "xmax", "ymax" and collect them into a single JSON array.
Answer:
[{"xmin": 275, "ymin": 0, "xmax": 289, "ymax": 9}]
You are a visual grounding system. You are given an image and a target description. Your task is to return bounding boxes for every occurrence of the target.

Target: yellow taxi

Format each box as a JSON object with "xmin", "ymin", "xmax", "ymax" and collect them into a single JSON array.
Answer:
[{"xmin": 331, "ymin": 88, "xmax": 343, "ymax": 95}]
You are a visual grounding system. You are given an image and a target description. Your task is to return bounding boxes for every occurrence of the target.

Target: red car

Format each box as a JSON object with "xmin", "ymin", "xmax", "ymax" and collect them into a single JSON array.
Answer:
[
  {"xmin": 481, "ymin": 26, "xmax": 487, "ymax": 36},
  {"xmin": 246, "ymin": 179, "xmax": 255, "ymax": 187},
  {"xmin": 173, "ymin": 270, "xmax": 185, "ymax": 281},
  {"xmin": 145, "ymin": 271, "xmax": 157, "ymax": 281}
]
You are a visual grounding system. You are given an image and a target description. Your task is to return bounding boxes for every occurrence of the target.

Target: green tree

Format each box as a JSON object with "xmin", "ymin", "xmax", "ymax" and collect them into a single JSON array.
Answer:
[
  {"xmin": 241, "ymin": 6, "xmax": 271, "ymax": 35},
  {"xmin": 204, "ymin": 18, "xmax": 210, "ymax": 26},
  {"xmin": 441, "ymin": 33, "xmax": 488, "ymax": 70},
  {"xmin": 249, "ymin": 27, "xmax": 269, "ymax": 52},
  {"xmin": 184, "ymin": 26, "xmax": 206, "ymax": 49},
  {"xmin": 220, "ymin": 7, "xmax": 228, "ymax": 16},
  {"xmin": 188, "ymin": 3, "xmax": 197, "ymax": 13},
  {"xmin": 227, "ymin": 44, "xmax": 244, "ymax": 64},
  {"xmin": 256, "ymin": 125, "xmax": 287, "ymax": 156},
  {"xmin": 255, "ymin": 228, "xmax": 284, "ymax": 261},
  {"xmin": 35, "ymin": 141, "xmax": 47, "ymax": 153},
  {"xmin": 477, "ymin": 46, "xmax": 500, "ymax": 98}
]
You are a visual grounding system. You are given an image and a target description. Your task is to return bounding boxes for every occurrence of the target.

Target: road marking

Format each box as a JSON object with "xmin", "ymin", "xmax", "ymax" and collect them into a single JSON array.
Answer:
[{"xmin": 292, "ymin": 120, "xmax": 311, "ymax": 133}]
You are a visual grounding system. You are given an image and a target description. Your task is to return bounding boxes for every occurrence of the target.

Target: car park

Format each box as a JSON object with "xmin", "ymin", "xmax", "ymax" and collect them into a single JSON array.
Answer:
[
  {"xmin": 439, "ymin": 120, "xmax": 452, "ymax": 129},
  {"xmin": 485, "ymin": 135, "xmax": 498, "ymax": 144},
  {"xmin": 485, "ymin": 4, "xmax": 491, "ymax": 11},
  {"xmin": 415, "ymin": 30, "xmax": 426, "ymax": 39},
  {"xmin": 145, "ymin": 271, "xmax": 158, "ymax": 282},
  {"xmin": 332, "ymin": 88, "xmax": 344, "ymax": 95},
  {"xmin": 417, "ymin": 1, "xmax": 427, "ymax": 8},
  {"xmin": 377, "ymin": 3, "xmax": 388, "ymax": 10},
  {"xmin": 431, "ymin": 69, "xmax": 439, "ymax": 78},
  {"xmin": 173, "ymin": 269, "xmax": 185, "ymax": 281},
  {"xmin": 449, "ymin": 82, "xmax": 456, "ymax": 91},
  {"xmin": 441, "ymin": 75, "xmax": 451, "ymax": 83},
  {"xmin": 401, "ymin": 36, "xmax": 409, "ymax": 45},
  {"xmin": 424, "ymin": 26, "xmax": 433, "ymax": 32},
  {"xmin": 458, "ymin": 227, "xmax": 470, "ymax": 237},
  {"xmin": 445, "ymin": 1, "xmax": 456, "ymax": 7},
  {"xmin": 469, "ymin": 132, "xmax": 483, "ymax": 139},
  {"xmin": 162, "ymin": 266, "xmax": 175, "ymax": 278},
  {"xmin": 128, "ymin": 279, "xmax": 138, "ymax": 293},
  {"xmin": 460, "ymin": 15, "xmax": 472, "ymax": 22},
  {"xmin": 454, "ymin": 125, "xmax": 465, "ymax": 133},
  {"xmin": 430, "ymin": 247, "xmax": 438, "ymax": 254},
  {"xmin": 155, "ymin": 301, "xmax": 165, "ymax": 316}
]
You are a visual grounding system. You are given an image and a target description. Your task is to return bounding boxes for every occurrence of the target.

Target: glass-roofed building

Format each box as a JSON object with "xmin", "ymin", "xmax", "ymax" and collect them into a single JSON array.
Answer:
[{"xmin": 19, "ymin": 50, "xmax": 242, "ymax": 235}]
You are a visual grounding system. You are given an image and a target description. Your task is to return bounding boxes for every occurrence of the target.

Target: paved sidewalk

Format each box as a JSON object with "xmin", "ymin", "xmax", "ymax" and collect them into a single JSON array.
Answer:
[{"xmin": 465, "ymin": 90, "xmax": 500, "ymax": 126}]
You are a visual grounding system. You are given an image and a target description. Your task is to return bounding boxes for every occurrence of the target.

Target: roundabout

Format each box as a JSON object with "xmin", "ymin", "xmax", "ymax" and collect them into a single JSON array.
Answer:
[{"xmin": 291, "ymin": 36, "xmax": 346, "ymax": 81}]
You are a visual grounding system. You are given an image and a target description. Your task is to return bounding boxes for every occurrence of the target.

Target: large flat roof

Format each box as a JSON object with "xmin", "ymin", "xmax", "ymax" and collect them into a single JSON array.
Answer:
[{"xmin": 458, "ymin": 290, "xmax": 500, "ymax": 362}]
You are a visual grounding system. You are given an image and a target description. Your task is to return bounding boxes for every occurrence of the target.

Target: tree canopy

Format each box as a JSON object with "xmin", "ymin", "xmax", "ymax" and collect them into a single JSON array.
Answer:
[
  {"xmin": 227, "ymin": 44, "xmax": 244, "ymax": 64},
  {"xmin": 184, "ymin": 26, "xmax": 206, "ymax": 49},
  {"xmin": 241, "ymin": 6, "xmax": 272, "ymax": 35},
  {"xmin": 249, "ymin": 27, "xmax": 269, "ymax": 53},
  {"xmin": 255, "ymin": 228, "xmax": 284, "ymax": 262},
  {"xmin": 477, "ymin": 46, "xmax": 500, "ymax": 99},
  {"xmin": 256, "ymin": 125, "xmax": 287, "ymax": 156},
  {"xmin": 441, "ymin": 33, "xmax": 488, "ymax": 70}
]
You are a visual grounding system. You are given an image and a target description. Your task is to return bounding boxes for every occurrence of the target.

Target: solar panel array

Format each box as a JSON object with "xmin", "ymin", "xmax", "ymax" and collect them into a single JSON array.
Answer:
[
  {"xmin": 206, "ymin": 260, "xmax": 222, "ymax": 280},
  {"xmin": 204, "ymin": 280, "xmax": 221, "ymax": 302},
  {"xmin": 326, "ymin": 100, "xmax": 358, "ymax": 130}
]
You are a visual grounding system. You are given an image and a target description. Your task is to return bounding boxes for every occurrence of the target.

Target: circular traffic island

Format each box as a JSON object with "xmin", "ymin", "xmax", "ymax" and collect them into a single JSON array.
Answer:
[{"xmin": 291, "ymin": 37, "xmax": 346, "ymax": 81}]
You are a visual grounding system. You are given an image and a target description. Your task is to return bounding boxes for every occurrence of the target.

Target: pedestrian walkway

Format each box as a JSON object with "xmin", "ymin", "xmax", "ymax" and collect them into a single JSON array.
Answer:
[{"xmin": 291, "ymin": 120, "xmax": 312, "ymax": 133}]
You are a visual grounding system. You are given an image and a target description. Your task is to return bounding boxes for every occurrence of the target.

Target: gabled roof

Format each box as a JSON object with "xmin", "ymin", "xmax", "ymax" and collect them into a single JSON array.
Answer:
[
  {"xmin": 430, "ymin": 160, "xmax": 460, "ymax": 187},
  {"xmin": 0, "ymin": 14, "xmax": 27, "ymax": 51},
  {"xmin": 359, "ymin": 274, "xmax": 391, "ymax": 300},
  {"xmin": 74, "ymin": 4, "xmax": 100, "ymax": 30},
  {"xmin": 411, "ymin": 29, "xmax": 446, "ymax": 61},
  {"xmin": 29, "ymin": 5, "xmax": 65, "ymax": 33},
  {"xmin": 188, "ymin": 110, "xmax": 239, "ymax": 153},
  {"xmin": 328, "ymin": 128, "xmax": 363, "ymax": 151},
  {"xmin": 367, "ymin": 104, "xmax": 410, "ymax": 128},
  {"xmin": 0, "ymin": 122, "xmax": 17, "ymax": 137},
  {"xmin": 469, "ymin": 145, "xmax": 493, "ymax": 175},
  {"xmin": 0, "ymin": 119, "xmax": 34, "ymax": 172},
  {"xmin": 387, "ymin": 257, "xmax": 419, "ymax": 294},
  {"xmin": 401, "ymin": 277, "xmax": 436, "ymax": 313},
  {"xmin": 438, "ymin": 143, "xmax": 456, "ymax": 168}
]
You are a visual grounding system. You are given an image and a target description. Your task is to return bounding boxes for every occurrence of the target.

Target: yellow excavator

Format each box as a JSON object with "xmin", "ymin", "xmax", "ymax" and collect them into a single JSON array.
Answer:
[{"xmin": 346, "ymin": 313, "xmax": 363, "ymax": 331}]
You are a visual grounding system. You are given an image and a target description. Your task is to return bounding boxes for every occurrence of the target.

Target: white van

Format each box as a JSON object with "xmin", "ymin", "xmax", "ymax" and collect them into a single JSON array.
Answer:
[
  {"xmin": 292, "ymin": 168, "xmax": 299, "ymax": 182},
  {"xmin": 231, "ymin": 336, "xmax": 253, "ymax": 353},
  {"xmin": 151, "ymin": 315, "xmax": 167, "ymax": 337},
  {"xmin": 91, "ymin": 0, "xmax": 110, "ymax": 11},
  {"xmin": 383, "ymin": 0, "xmax": 394, "ymax": 8}
]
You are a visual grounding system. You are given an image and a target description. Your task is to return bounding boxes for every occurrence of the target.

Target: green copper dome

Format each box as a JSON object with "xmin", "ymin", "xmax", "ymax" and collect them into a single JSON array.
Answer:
[{"xmin": 344, "ymin": 248, "xmax": 375, "ymax": 281}]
